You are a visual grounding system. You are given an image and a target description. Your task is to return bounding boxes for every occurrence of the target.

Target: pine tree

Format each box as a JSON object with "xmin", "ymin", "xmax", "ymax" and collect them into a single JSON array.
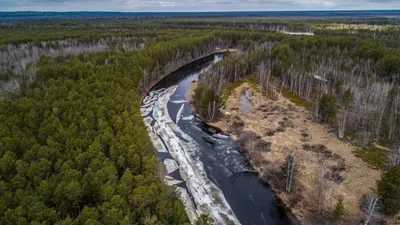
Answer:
[
  {"xmin": 378, "ymin": 164, "xmax": 400, "ymax": 214},
  {"xmin": 333, "ymin": 197, "xmax": 345, "ymax": 222},
  {"xmin": 195, "ymin": 214, "xmax": 214, "ymax": 225}
]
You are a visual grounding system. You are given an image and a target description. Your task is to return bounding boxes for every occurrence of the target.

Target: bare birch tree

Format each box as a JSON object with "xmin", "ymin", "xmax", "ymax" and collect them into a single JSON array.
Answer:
[
  {"xmin": 281, "ymin": 153, "xmax": 296, "ymax": 193},
  {"xmin": 207, "ymin": 101, "xmax": 217, "ymax": 122},
  {"xmin": 313, "ymin": 161, "xmax": 333, "ymax": 212},
  {"xmin": 387, "ymin": 146, "xmax": 400, "ymax": 167},
  {"xmin": 338, "ymin": 88, "xmax": 353, "ymax": 139},
  {"xmin": 388, "ymin": 88, "xmax": 399, "ymax": 140},
  {"xmin": 360, "ymin": 194, "xmax": 381, "ymax": 225}
]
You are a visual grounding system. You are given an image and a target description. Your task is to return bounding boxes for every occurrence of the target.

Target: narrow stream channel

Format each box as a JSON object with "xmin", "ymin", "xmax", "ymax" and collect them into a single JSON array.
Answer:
[{"xmin": 141, "ymin": 54, "xmax": 289, "ymax": 225}]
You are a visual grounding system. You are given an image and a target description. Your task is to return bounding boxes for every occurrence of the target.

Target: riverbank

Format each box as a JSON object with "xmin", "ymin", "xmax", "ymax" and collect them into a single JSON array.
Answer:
[{"xmin": 189, "ymin": 81, "xmax": 384, "ymax": 224}]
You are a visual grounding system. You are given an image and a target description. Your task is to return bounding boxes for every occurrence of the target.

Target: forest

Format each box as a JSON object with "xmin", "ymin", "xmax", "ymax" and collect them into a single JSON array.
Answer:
[
  {"xmin": 187, "ymin": 19, "xmax": 400, "ymax": 224},
  {"xmin": 0, "ymin": 25, "xmax": 227, "ymax": 224},
  {"xmin": 0, "ymin": 15, "xmax": 400, "ymax": 225}
]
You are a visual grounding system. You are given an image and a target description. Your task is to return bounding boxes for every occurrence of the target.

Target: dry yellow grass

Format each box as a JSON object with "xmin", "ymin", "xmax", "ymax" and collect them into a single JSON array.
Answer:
[
  {"xmin": 319, "ymin": 23, "xmax": 397, "ymax": 31},
  {"xmin": 209, "ymin": 83, "xmax": 383, "ymax": 223}
]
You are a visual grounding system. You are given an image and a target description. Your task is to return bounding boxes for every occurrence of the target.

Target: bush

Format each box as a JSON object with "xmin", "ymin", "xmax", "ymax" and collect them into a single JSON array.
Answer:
[
  {"xmin": 378, "ymin": 164, "xmax": 400, "ymax": 215},
  {"xmin": 195, "ymin": 214, "xmax": 214, "ymax": 225},
  {"xmin": 353, "ymin": 146, "xmax": 387, "ymax": 170},
  {"xmin": 271, "ymin": 44, "xmax": 295, "ymax": 77},
  {"xmin": 333, "ymin": 197, "xmax": 345, "ymax": 221},
  {"xmin": 193, "ymin": 84, "xmax": 222, "ymax": 121},
  {"xmin": 282, "ymin": 89, "xmax": 311, "ymax": 110},
  {"xmin": 318, "ymin": 93, "xmax": 338, "ymax": 123}
]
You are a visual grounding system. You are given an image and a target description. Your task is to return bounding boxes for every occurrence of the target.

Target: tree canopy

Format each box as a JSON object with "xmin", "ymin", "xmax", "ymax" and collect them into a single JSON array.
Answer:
[
  {"xmin": 0, "ymin": 32, "xmax": 220, "ymax": 224},
  {"xmin": 378, "ymin": 165, "xmax": 400, "ymax": 215}
]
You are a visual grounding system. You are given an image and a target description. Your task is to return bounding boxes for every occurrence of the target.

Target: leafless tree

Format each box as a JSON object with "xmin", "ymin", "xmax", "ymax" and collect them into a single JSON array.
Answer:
[
  {"xmin": 257, "ymin": 61, "xmax": 271, "ymax": 93},
  {"xmin": 337, "ymin": 110, "xmax": 348, "ymax": 139},
  {"xmin": 238, "ymin": 131, "xmax": 261, "ymax": 165},
  {"xmin": 281, "ymin": 153, "xmax": 296, "ymax": 193},
  {"xmin": 360, "ymin": 194, "xmax": 381, "ymax": 225},
  {"xmin": 196, "ymin": 40, "xmax": 400, "ymax": 147},
  {"xmin": 388, "ymin": 88, "xmax": 400, "ymax": 140},
  {"xmin": 387, "ymin": 146, "xmax": 400, "ymax": 167},
  {"xmin": 207, "ymin": 101, "xmax": 218, "ymax": 122},
  {"xmin": 313, "ymin": 161, "xmax": 333, "ymax": 212},
  {"xmin": 338, "ymin": 88, "xmax": 353, "ymax": 139}
]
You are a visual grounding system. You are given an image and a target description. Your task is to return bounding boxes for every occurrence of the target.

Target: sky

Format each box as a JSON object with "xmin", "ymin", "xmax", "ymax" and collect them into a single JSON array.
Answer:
[{"xmin": 0, "ymin": 0, "xmax": 399, "ymax": 12}]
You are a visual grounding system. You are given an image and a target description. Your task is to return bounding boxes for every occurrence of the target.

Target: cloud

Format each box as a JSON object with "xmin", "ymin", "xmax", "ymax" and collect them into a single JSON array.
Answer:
[{"xmin": 0, "ymin": 0, "xmax": 398, "ymax": 11}]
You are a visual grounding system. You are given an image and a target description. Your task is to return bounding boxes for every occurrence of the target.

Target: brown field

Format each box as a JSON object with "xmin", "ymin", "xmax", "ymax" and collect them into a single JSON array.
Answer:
[
  {"xmin": 207, "ymin": 83, "xmax": 385, "ymax": 224},
  {"xmin": 318, "ymin": 23, "xmax": 397, "ymax": 31}
]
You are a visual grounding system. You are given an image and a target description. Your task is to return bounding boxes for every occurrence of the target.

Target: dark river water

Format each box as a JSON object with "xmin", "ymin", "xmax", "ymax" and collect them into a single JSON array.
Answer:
[{"xmin": 141, "ymin": 54, "xmax": 289, "ymax": 225}]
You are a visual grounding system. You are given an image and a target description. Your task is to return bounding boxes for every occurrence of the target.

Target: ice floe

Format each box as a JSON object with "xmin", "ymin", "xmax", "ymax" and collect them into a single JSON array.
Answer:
[
  {"xmin": 170, "ymin": 99, "xmax": 188, "ymax": 104},
  {"xmin": 176, "ymin": 103, "xmax": 185, "ymax": 124},
  {"xmin": 182, "ymin": 115, "xmax": 194, "ymax": 121},
  {"xmin": 141, "ymin": 86, "xmax": 240, "ymax": 225}
]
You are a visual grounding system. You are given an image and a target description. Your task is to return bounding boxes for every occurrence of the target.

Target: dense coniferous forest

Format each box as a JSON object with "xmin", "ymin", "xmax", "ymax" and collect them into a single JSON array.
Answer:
[
  {"xmin": 0, "ymin": 27, "xmax": 224, "ymax": 224},
  {"xmin": 1, "ymin": 15, "xmax": 400, "ymax": 224}
]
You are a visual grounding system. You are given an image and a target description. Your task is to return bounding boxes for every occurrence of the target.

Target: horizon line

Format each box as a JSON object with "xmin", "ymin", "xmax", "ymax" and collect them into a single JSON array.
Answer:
[{"xmin": 1, "ymin": 9, "xmax": 400, "ymax": 13}]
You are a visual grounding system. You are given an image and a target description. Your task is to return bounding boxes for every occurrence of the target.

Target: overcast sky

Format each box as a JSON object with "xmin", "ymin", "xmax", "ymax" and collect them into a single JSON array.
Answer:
[{"xmin": 0, "ymin": 0, "xmax": 399, "ymax": 12}]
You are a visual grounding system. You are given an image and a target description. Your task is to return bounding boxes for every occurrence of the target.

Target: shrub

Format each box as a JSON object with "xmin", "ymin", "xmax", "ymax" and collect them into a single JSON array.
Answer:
[
  {"xmin": 377, "ymin": 164, "xmax": 400, "ymax": 214},
  {"xmin": 195, "ymin": 214, "xmax": 214, "ymax": 225},
  {"xmin": 318, "ymin": 93, "xmax": 338, "ymax": 123},
  {"xmin": 193, "ymin": 84, "xmax": 222, "ymax": 121},
  {"xmin": 333, "ymin": 197, "xmax": 345, "ymax": 221}
]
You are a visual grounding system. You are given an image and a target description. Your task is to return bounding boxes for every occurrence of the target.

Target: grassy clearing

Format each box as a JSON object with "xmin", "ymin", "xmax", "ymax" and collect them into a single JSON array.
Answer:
[
  {"xmin": 221, "ymin": 81, "xmax": 245, "ymax": 104},
  {"xmin": 282, "ymin": 89, "xmax": 311, "ymax": 110},
  {"xmin": 353, "ymin": 146, "xmax": 388, "ymax": 170},
  {"xmin": 244, "ymin": 75, "xmax": 260, "ymax": 92},
  {"xmin": 221, "ymin": 75, "xmax": 259, "ymax": 105}
]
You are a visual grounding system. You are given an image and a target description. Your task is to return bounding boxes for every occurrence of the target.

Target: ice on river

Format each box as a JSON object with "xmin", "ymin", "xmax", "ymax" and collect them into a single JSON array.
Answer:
[
  {"xmin": 170, "ymin": 99, "xmax": 188, "ymax": 104},
  {"xmin": 176, "ymin": 103, "xmax": 184, "ymax": 124},
  {"xmin": 141, "ymin": 86, "xmax": 240, "ymax": 225},
  {"xmin": 182, "ymin": 115, "xmax": 194, "ymax": 121}
]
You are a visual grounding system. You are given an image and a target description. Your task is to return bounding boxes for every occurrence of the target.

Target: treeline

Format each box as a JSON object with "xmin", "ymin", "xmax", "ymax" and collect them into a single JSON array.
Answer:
[
  {"xmin": 0, "ymin": 30, "xmax": 219, "ymax": 95},
  {"xmin": 0, "ymin": 31, "xmax": 225, "ymax": 224},
  {"xmin": 193, "ymin": 28, "xmax": 400, "ymax": 224},
  {"xmin": 0, "ymin": 28, "xmax": 172, "ymax": 45},
  {"xmin": 315, "ymin": 27, "xmax": 400, "ymax": 50},
  {"xmin": 0, "ymin": 36, "xmax": 148, "ymax": 94},
  {"xmin": 196, "ymin": 33, "xmax": 400, "ymax": 147},
  {"xmin": 272, "ymin": 36, "xmax": 400, "ymax": 146}
]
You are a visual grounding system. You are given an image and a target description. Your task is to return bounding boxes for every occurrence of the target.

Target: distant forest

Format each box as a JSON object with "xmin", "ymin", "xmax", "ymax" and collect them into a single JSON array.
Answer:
[
  {"xmin": 0, "ymin": 15, "xmax": 400, "ymax": 224},
  {"xmin": 2, "ymin": 10, "xmax": 400, "ymax": 19}
]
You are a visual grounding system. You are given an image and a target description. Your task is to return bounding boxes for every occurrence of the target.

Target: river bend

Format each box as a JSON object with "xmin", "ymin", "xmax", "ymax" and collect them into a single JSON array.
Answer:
[{"xmin": 141, "ymin": 54, "xmax": 289, "ymax": 225}]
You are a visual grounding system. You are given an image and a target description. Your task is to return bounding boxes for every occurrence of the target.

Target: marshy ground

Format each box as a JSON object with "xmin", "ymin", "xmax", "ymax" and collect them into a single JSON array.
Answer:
[{"xmin": 208, "ymin": 83, "xmax": 383, "ymax": 224}]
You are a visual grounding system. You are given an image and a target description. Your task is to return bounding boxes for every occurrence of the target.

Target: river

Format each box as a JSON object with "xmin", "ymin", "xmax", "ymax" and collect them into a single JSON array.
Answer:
[{"xmin": 141, "ymin": 53, "xmax": 289, "ymax": 225}]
